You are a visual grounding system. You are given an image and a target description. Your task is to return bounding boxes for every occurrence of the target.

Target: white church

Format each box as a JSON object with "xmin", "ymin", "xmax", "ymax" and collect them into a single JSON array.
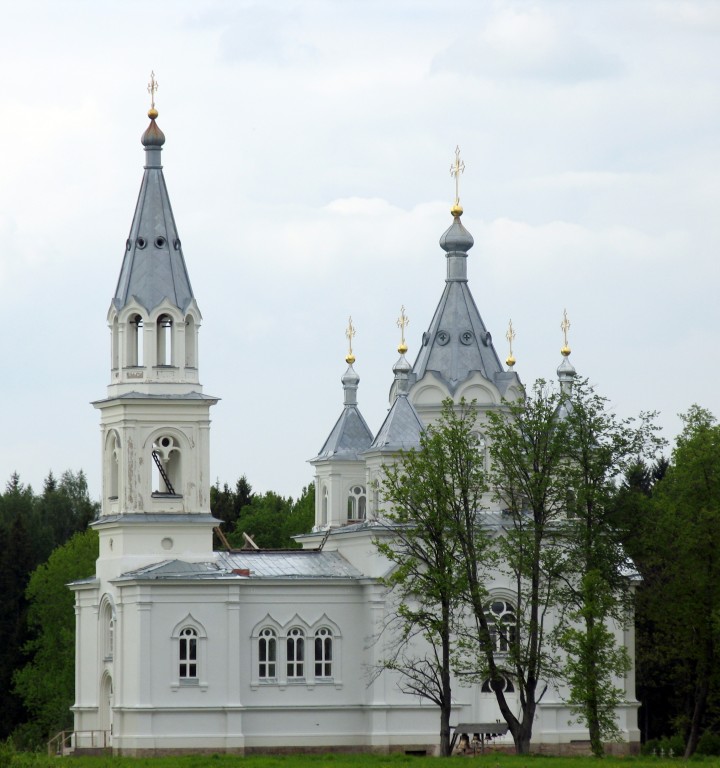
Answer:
[{"xmin": 70, "ymin": 96, "xmax": 640, "ymax": 756}]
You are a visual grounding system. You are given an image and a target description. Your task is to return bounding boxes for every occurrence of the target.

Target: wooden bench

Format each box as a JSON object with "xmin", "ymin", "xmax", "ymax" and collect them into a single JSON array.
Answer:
[{"xmin": 450, "ymin": 722, "xmax": 510, "ymax": 754}]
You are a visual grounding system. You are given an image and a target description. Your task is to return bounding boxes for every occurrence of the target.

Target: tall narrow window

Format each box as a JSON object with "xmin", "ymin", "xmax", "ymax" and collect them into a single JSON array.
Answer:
[
  {"xmin": 185, "ymin": 315, "xmax": 197, "ymax": 368},
  {"xmin": 128, "ymin": 314, "xmax": 144, "ymax": 367},
  {"xmin": 485, "ymin": 600, "xmax": 516, "ymax": 653},
  {"xmin": 102, "ymin": 601, "xmax": 114, "ymax": 661},
  {"xmin": 157, "ymin": 314, "xmax": 173, "ymax": 366},
  {"xmin": 321, "ymin": 487, "xmax": 328, "ymax": 525},
  {"xmin": 314, "ymin": 628, "xmax": 333, "ymax": 678},
  {"xmin": 109, "ymin": 433, "xmax": 120, "ymax": 499},
  {"xmin": 179, "ymin": 627, "xmax": 198, "ymax": 679},
  {"xmin": 111, "ymin": 317, "xmax": 119, "ymax": 370},
  {"xmin": 258, "ymin": 628, "xmax": 277, "ymax": 679},
  {"xmin": 286, "ymin": 628, "xmax": 305, "ymax": 679}
]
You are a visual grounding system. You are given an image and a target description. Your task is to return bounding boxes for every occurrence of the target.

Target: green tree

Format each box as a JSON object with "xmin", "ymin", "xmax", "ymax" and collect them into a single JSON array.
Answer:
[
  {"xmin": 377, "ymin": 400, "xmax": 487, "ymax": 756},
  {"xmin": 554, "ymin": 381, "xmax": 661, "ymax": 755},
  {"xmin": 285, "ymin": 483, "xmax": 315, "ymax": 541},
  {"xmin": 13, "ymin": 529, "xmax": 99, "ymax": 746},
  {"xmin": 228, "ymin": 491, "xmax": 294, "ymax": 549},
  {"xmin": 643, "ymin": 406, "xmax": 720, "ymax": 757},
  {"xmin": 475, "ymin": 382, "xmax": 571, "ymax": 754}
]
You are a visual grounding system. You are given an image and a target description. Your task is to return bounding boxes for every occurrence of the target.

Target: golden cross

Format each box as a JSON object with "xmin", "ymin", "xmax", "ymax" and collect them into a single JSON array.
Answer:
[
  {"xmin": 345, "ymin": 316, "xmax": 356, "ymax": 364},
  {"xmin": 506, "ymin": 320, "xmax": 516, "ymax": 354},
  {"xmin": 147, "ymin": 71, "xmax": 158, "ymax": 110},
  {"xmin": 561, "ymin": 309, "xmax": 571, "ymax": 346},
  {"xmin": 505, "ymin": 319, "xmax": 516, "ymax": 368},
  {"xmin": 560, "ymin": 309, "xmax": 571, "ymax": 356},
  {"xmin": 450, "ymin": 145, "xmax": 465, "ymax": 206},
  {"xmin": 397, "ymin": 306, "xmax": 409, "ymax": 354}
]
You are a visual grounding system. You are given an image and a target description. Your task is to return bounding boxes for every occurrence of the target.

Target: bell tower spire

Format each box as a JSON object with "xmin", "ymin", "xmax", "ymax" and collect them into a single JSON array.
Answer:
[{"xmin": 93, "ymin": 77, "xmax": 218, "ymax": 578}]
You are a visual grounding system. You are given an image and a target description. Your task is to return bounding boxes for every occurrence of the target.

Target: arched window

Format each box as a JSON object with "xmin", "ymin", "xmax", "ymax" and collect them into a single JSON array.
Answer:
[
  {"xmin": 157, "ymin": 314, "xmax": 173, "ymax": 366},
  {"xmin": 321, "ymin": 487, "xmax": 328, "ymax": 525},
  {"xmin": 347, "ymin": 485, "xmax": 367, "ymax": 522},
  {"xmin": 314, "ymin": 627, "xmax": 333, "ymax": 678},
  {"xmin": 258, "ymin": 628, "xmax": 277, "ymax": 679},
  {"xmin": 128, "ymin": 314, "xmax": 144, "ymax": 367},
  {"xmin": 179, "ymin": 627, "xmax": 198, "ymax": 679},
  {"xmin": 286, "ymin": 627, "xmax": 305, "ymax": 679},
  {"xmin": 485, "ymin": 600, "xmax": 516, "ymax": 653},
  {"xmin": 152, "ymin": 435, "xmax": 181, "ymax": 496},
  {"xmin": 101, "ymin": 600, "xmax": 114, "ymax": 661}
]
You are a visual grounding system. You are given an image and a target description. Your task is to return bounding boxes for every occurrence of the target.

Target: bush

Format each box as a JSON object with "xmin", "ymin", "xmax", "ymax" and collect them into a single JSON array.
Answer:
[
  {"xmin": 697, "ymin": 732, "xmax": 720, "ymax": 756},
  {"xmin": 642, "ymin": 733, "xmax": 685, "ymax": 756}
]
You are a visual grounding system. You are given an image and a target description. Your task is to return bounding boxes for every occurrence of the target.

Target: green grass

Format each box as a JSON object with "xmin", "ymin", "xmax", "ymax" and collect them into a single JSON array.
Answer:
[{"xmin": 4, "ymin": 753, "xmax": 720, "ymax": 768}]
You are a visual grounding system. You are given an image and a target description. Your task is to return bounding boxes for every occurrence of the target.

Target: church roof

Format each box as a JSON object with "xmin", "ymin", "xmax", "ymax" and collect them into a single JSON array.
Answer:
[
  {"xmin": 313, "ymin": 406, "xmax": 373, "ymax": 461},
  {"xmin": 369, "ymin": 394, "xmax": 424, "ymax": 452},
  {"xmin": 368, "ymin": 350, "xmax": 424, "ymax": 452},
  {"xmin": 312, "ymin": 362, "xmax": 373, "ymax": 462},
  {"xmin": 117, "ymin": 551, "xmax": 363, "ymax": 581},
  {"xmin": 410, "ymin": 213, "xmax": 506, "ymax": 394},
  {"xmin": 113, "ymin": 108, "xmax": 195, "ymax": 314}
]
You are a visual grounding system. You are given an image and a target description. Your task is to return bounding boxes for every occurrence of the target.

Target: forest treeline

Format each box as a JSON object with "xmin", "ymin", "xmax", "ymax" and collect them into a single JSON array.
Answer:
[{"xmin": 1, "ymin": 403, "xmax": 720, "ymax": 755}]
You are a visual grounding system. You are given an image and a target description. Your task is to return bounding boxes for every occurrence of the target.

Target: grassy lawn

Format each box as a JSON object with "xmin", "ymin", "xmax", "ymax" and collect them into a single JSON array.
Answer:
[{"xmin": 3, "ymin": 753, "xmax": 720, "ymax": 768}]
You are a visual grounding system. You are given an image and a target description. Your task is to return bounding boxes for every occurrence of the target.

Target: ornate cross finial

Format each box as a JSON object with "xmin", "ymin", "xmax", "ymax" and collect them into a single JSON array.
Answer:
[
  {"xmin": 397, "ymin": 306, "xmax": 409, "ymax": 354},
  {"xmin": 147, "ymin": 71, "xmax": 159, "ymax": 111},
  {"xmin": 345, "ymin": 316, "xmax": 356, "ymax": 365},
  {"xmin": 506, "ymin": 319, "xmax": 516, "ymax": 368},
  {"xmin": 560, "ymin": 309, "xmax": 571, "ymax": 357},
  {"xmin": 450, "ymin": 145, "xmax": 465, "ymax": 215}
]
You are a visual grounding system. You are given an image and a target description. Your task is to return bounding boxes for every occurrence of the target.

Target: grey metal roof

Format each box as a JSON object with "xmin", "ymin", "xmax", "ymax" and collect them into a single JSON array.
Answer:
[
  {"xmin": 410, "ymin": 213, "xmax": 519, "ymax": 395},
  {"xmin": 113, "ymin": 115, "xmax": 195, "ymax": 314},
  {"xmin": 116, "ymin": 550, "xmax": 363, "ymax": 581},
  {"xmin": 313, "ymin": 406, "xmax": 373, "ymax": 461},
  {"xmin": 92, "ymin": 391, "xmax": 218, "ymax": 406},
  {"xmin": 368, "ymin": 394, "xmax": 424, "ymax": 452},
  {"xmin": 217, "ymin": 550, "xmax": 363, "ymax": 578}
]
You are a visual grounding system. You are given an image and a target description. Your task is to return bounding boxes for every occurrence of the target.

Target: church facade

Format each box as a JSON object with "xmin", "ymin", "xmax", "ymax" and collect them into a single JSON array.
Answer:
[{"xmin": 71, "ymin": 101, "xmax": 640, "ymax": 756}]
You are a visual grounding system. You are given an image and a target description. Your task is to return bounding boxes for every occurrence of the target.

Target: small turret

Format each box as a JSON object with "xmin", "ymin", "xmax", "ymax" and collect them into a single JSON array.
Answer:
[{"xmin": 311, "ymin": 318, "xmax": 373, "ymax": 528}]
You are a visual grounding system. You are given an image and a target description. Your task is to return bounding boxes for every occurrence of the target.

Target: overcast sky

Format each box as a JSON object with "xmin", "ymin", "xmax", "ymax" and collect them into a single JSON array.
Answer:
[{"xmin": 0, "ymin": 0, "xmax": 718, "ymax": 500}]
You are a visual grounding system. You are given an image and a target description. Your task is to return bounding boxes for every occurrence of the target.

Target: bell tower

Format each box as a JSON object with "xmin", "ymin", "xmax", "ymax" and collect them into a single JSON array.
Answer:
[{"xmin": 93, "ymin": 76, "xmax": 218, "ymax": 580}]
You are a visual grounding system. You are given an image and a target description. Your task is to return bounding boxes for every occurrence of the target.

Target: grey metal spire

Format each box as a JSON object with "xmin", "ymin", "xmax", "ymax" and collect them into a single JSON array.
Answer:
[
  {"xmin": 410, "ymin": 209, "xmax": 513, "ymax": 394},
  {"xmin": 113, "ymin": 106, "xmax": 195, "ymax": 313}
]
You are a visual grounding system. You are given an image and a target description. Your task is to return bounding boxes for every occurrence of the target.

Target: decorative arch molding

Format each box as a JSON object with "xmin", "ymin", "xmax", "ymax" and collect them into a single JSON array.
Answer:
[
  {"xmin": 486, "ymin": 587, "xmax": 517, "ymax": 606},
  {"xmin": 117, "ymin": 300, "xmax": 148, "ymax": 326},
  {"xmin": 147, "ymin": 300, "xmax": 183, "ymax": 325},
  {"xmin": 411, "ymin": 383, "xmax": 448, "ymax": 406},
  {"xmin": 283, "ymin": 613, "xmax": 309, "ymax": 636},
  {"xmin": 250, "ymin": 613, "xmax": 283, "ymax": 638},
  {"xmin": 170, "ymin": 613, "xmax": 208, "ymax": 639},
  {"xmin": 456, "ymin": 381, "xmax": 500, "ymax": 406},
  {"xmin": 308, "ymin": 613, "xmax": 342, "ymax": 638}
]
